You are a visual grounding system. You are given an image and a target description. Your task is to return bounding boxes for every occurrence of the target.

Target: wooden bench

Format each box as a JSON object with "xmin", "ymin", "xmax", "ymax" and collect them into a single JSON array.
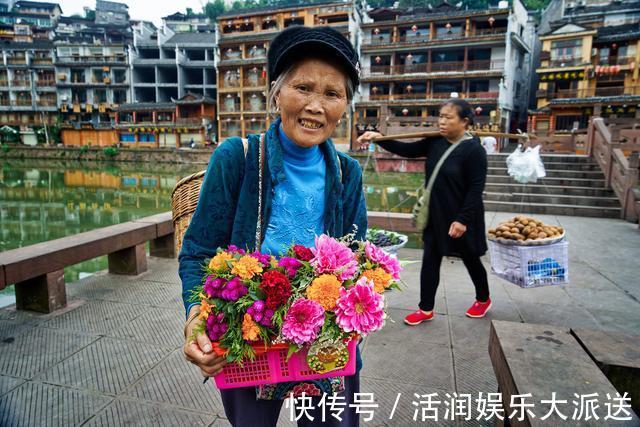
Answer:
[
  {"xmin": 0, "ymin": 212, "xmax": 175, "ymax": 313},
  {"xmin": 572, "ymin": 328, "xmax": 640, "ymax": 415},
  {"xmin": 489, "ymin": 320, "xmax": 639, "ymax": 426}
]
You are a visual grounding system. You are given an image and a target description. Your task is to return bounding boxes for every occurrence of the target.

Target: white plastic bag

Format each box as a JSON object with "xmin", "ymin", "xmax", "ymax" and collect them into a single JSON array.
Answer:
[{"xmin": 506, "ymin": 145, "xmax": 546, "ymax": 184}]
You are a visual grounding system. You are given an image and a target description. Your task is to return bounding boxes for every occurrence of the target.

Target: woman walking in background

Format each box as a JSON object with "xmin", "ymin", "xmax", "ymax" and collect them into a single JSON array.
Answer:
[{"xmin": 357, "ymin": 98, "xmax": 491, "ymax": 325}]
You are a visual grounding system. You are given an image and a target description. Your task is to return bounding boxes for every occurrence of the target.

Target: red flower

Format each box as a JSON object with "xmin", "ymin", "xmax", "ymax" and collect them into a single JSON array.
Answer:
[
  {"xmin": 260, "ymin": 270, "xmax": 292, "ymax": 310},
  {"xmin": 293, "ymin": 245, "xmax": 314, "ymax": 262}
]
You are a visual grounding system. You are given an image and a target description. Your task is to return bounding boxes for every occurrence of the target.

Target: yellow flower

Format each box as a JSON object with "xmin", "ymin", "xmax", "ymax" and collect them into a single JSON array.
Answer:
[
  {"xmin": 209, "ymin": 251, "xmax": 233, "ymax": 271},
  {"xmin": 360, "ymin": 267, "xmax": 392, "ymax": 294},
  {"xmin": 306, "ymin": 274, "xmax": 342, "ymax": 311},
  {"xmin": 198, "ymin": 293, "xmax": 212, "ymax": 320},
  {"xmin": 242, "ymin": 313, "xmax": 260, "ymax": 342},
  {"xmin": 270, "ymin": 256, "xmax": 278, "ymax": 269},
  {"xmin": 231, "ymin": 255, "xmax": 263, "ymax": 280}
]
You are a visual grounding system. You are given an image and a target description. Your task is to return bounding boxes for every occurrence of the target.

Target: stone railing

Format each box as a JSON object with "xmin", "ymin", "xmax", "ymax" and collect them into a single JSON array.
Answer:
[{"xmin": 587, "ymin": 118, "xmax": 640, "ymax": 222}]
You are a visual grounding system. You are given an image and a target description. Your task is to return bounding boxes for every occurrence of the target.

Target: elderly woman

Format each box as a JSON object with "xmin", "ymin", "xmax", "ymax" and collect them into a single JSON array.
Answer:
[
  {"xmin": 180, "ymin": 26, "xmax": 367, "ymax": 426},
  {"xmin": 357, "ymin": 99, "xmax": 491, "ymax": 326}
]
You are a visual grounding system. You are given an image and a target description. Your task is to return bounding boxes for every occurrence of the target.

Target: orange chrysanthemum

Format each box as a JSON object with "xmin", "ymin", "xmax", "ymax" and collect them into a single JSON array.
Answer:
[
  {"xmin": 209, "ymin": 251, "xmax": 233, "ymax": 271},
  {"xmin": 306, "ymin": 274, "xmax": 342, "ymax": 311},
  {"xmin": 198, "ymin": 293, "xmax": 213, "ymax": 320},
  {"xmin": 231, "ymin": 255, "xmax": 264, "ymax": 280},
  {"xmin": 360, "ymin": 267, "xmax": 392, "ymax": 294},
  {"xmin": 241, "ymin": 313, "xmax": 260, "ymax": 342}
]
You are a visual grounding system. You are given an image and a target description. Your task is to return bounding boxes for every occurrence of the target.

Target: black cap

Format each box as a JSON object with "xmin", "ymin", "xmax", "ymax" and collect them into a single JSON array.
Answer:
[{"xmin": 267, "ymin": 26, "xmax": 360, "ymax": 88}]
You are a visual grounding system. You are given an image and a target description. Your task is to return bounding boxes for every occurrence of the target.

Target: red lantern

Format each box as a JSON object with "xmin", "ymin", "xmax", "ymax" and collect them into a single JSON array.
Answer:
[
  {"xmin": 375, "ymin": 56, "xmax": 382, "ymax": 63},
  {"xmin": 411, "ymin": 25, "xmax": 418, "ymax": 32},
  {"xmin": 612, "ymin": 43, "xmax": 618, "ymax": 50},
  {"xmin": 402, "ymin": 108, "xmax": 409, "ymax": 116},
  {"xmin": 475, "ymin": 106, "xmax": 483, "ymax": 115},
  {"xmin": 614, "ymin": 65, "xmax": 620, "ymax": 74}
]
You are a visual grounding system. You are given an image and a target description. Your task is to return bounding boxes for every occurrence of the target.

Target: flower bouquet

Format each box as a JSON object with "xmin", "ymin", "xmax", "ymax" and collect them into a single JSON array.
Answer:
[{"xmin": 188, "ymin": 232, "xmax": 402, "ymax": 389}]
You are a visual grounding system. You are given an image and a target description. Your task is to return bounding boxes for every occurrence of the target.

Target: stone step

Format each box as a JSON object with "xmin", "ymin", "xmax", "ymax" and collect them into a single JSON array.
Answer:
[
  {"xmin": 484, "ymin": 200, "xmax": 621, "ymax": 218},
  {"xmin": 487, "ymin": 160, "xmax": 601, "ymax": 171},
  {"xmin": 486, "ymin": 175, "xmax": 608, "ymax": 188},
  {"xmin": 488, "ymin": 153, "xmax": 594, "ymax": 164},
  {"xmin": 484, "ymin": 183, "xmax": 616, "ymax": 198},
  {"xmin": 483, "ymin": 191, "xmax": 621, "ymax": 208},
  {"xmin": 487, "ymin": 167, "xmax": 605, "ymax": 180}
]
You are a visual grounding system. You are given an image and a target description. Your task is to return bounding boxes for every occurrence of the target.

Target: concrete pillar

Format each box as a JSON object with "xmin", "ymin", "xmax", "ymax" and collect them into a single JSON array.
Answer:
[
  {"xmin": 108, "ymin": 244, "xmax": 147, "ymax": 275},
  {"xmin": 14, "ymin": 269, "xmax": 66, "ymax": 313}
]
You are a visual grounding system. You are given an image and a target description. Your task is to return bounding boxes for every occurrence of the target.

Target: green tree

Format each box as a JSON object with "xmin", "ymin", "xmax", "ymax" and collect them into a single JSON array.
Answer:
[
  {"xmin": 204, "ymin": 0, "xmax": 226, "ymax": 20},
  {"xmin": 85, "ymin": 9, "xmax": 95, "ymax": 20}
]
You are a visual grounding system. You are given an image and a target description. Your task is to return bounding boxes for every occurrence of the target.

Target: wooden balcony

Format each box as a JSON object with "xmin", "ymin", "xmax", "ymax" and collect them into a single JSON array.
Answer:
[
  {"xmin": 366, "ymin": 91, "xmax": 498, "ymax": 102},
  {"xmin": 594, "ymin": 56, "xmax": 636, "ymax": 66},
  {"xmin": 363, "ymin": 59, "xmax": 504, "ymax": 77},
  {"xmin": 540, "ymin": 86, "xmax": 640, "ymax": 99},
  {"xmin": 11, "ymin": 80, "xmax": 30, "ymax": 87},
  {"xmin": 243, "ymin": 76, "xmax": 266, "ymax": 88},
  {"xmin": 362, "ymin": 28, "xmax": 507, "ymax": 46},
  {"xmin": 36, "ymin": 79, "xmax": 55, "ymax": 87},
  {"xmin": 547, "ymin": 57, "xmax": 584, "ymax": 67}
]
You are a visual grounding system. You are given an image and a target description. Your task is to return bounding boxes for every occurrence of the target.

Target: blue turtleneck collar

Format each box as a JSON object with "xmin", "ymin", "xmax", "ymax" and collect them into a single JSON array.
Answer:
[{"xmin": 278, "ymin": 124, "xmax": 323, "ymax": 166}]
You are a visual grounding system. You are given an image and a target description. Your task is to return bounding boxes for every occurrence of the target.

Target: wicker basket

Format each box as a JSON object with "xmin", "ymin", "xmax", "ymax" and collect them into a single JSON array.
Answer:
[{"xmin": 171, "ymin": 170, "xmax": 205, "ymax": 254}]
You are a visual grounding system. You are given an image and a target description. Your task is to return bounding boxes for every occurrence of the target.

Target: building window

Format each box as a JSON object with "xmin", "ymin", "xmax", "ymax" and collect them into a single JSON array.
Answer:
[
  {"xmin": 550, "ymin": 39, "xmax": 582, "ymax": 62},
  {"xmin": 555, "ymin": 115, "xmax": 587, "ymax": 131},
  {"xmin": 139, "ymin": 132, "xmax": 156, "ymax": 142},
  {"xmin": 120, "ymin": 133, "xmax": 135, "ymax": 142}
]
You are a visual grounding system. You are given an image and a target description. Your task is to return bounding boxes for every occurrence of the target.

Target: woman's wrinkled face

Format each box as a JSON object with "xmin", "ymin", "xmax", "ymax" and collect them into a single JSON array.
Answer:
[
  {"xmin": 276, "ymin": 58, "xmax": 348, "ymax": 148},
  {"xmin": 438, "ymin": 104, "xmax": 468, "ymax": 140}
]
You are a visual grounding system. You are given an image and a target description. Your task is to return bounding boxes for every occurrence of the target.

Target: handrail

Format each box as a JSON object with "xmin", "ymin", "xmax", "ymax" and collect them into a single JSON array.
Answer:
[
  {"xmin": 588, "ymin": 117, "xmax": 640, "ymax": 222},
  {"xmin": 0, "ymin": 212, "xmax": 175, "ymax": 313}
]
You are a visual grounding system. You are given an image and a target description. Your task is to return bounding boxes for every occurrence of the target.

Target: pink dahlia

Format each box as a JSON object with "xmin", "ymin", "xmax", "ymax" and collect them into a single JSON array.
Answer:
[
  {"xmin": 311, "ymin": 235, "xmax": 358, "ymax": 281},
  {"xmin": 281, "ymin": 299, "xmax": 325, "ymax": 346},
  {"xmin": 364, "ymin": 242, "xmax": 401, "ymax": 280},
  {"xmin": 335, "ymin": 277, "xmax": 385, "ymax": 335}
]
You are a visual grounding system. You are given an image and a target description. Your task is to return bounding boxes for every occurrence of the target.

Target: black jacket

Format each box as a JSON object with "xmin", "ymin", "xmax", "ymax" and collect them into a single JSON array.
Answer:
[{"xmin": 377, "ymin": 135, "xmax": 488, "ymax": 257}]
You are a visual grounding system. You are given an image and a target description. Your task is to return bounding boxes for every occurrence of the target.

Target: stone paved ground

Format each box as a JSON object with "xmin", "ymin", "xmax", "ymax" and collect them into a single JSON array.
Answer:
[{"xmin": 0, "ymin": 213, "xmax": 638, "ymax": 426}]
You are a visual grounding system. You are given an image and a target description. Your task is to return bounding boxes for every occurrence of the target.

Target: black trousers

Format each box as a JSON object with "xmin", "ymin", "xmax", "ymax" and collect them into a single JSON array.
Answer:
[
  {"xmin": 220, "ymin": 374, "xmax": 360, "ymax": 427},
  {"xmin": 418, "ymin": 232, "xmax": 490, "ymax": 312}
]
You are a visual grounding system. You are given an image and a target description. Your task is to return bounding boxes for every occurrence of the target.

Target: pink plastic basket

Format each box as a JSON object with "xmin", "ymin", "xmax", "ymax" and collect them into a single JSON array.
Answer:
[{"xmin": 214, "ymin": 339, "xmax": 357, "ymax": 389}]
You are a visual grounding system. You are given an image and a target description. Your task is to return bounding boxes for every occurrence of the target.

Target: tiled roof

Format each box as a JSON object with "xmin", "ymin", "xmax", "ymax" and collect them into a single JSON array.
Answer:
[{"xmin": 165, "ymin": 32, "xmax": 214, "ymax": 45}]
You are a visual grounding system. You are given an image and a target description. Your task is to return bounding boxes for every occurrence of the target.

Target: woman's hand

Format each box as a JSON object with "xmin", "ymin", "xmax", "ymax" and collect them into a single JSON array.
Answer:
[
  {"xmin": 448, "ymin": 221, "xmax": 467, "ymax": 239},
  {"xmin": 356, "ymin": 131, "xmax": 383, "ymax": 150},
  {"xmin": 183, "ymin": 306, "xmax": 227, "ymax": 378}
]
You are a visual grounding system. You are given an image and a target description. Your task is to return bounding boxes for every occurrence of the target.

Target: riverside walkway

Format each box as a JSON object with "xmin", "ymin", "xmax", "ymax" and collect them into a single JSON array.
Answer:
[{"xmin": 0, "ymin": 212, "xmax": 639, "ymax": 426}]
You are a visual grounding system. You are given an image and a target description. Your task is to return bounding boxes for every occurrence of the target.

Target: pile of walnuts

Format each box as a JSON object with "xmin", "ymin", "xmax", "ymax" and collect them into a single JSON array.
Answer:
[{"xmin": 488, "ymin": 216, "xmax": 564, "ymax": 242}]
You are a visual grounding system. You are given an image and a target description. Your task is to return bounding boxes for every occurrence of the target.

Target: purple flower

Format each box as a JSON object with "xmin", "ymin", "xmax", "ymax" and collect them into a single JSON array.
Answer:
[
  {"xmin": 206, "ymin": 312, "xmax": 228, "ymax": 341},
  {"xmin": 220, "ymin": 277, "xmax": 248, "ymax": 301},
  {"xmin": 278, "ymin": 257, "xmax": 302, "ymax": 278},
  {"xmin": 247, "ymin": 300, "xmax": 274, "ymax": 327},
  {"xmin": 227, "ymin": 245, "xmax": 246, "ymax": 255},
  {"xmin": 204, "ymin": 276, "xmax": 226, "ymax": 298},
  {"xmin": 250, "ymin": 251, "xmax": 272, "ymax": 267}
]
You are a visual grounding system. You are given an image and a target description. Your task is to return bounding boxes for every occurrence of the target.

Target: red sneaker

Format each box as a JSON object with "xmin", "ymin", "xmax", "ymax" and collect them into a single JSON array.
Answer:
[
  {"xmin": 465, "ymin": 298, "xmax": 492, "ymax": 318},
  {"xmin": 404, "ymin": 309, "xmax": 434, "ymax": 325}
]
